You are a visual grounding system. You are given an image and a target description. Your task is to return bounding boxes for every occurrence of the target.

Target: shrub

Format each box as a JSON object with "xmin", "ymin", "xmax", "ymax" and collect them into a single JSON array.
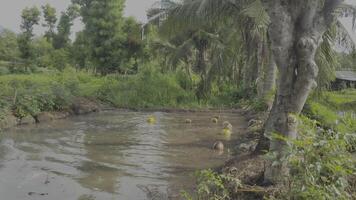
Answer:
[
  {"xmin": 99, "ymin": 66, "xmax": 196, "ymax": 108},
  {"xmin": 273, "ymin": 116, "xmax": 356, "ymax": 199},
  {"xmin": 182, "ymin": 169, "xmax": 242, "ymax": 200},
  {"xmin": 0, "ymin": 66, "xmax": 9, "ymax": 75}
]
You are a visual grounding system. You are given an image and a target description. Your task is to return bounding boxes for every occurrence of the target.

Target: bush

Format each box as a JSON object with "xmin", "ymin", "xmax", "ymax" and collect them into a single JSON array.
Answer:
[
  {"xmin": 272, "ymin": 116, "xmax": 356, "ymax": 199},
  {"xmin": 182, "ymin": 169, "xmax": 242, "ymax": 200},
  {"xmin": 102, "ymin": 67, "xmax": 196, "ymax": 108},
  {"xmin": 0, "ymin": 71, "xmax": 79, "ymax": 117},
  {"xmin": 0, "ymin": 66, "xmax": 9, "ymax": 75}
]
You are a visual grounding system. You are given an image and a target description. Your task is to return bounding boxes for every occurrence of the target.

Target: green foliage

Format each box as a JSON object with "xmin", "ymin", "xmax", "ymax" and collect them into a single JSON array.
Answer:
[
  {"xmin": 323, "ymin": 89, "xmax": 356, "ymax": 111},
  {"xmin": 121, "ymin": 17, "xmax": 148, "ymax": 73},
  {"xmin": 74, "ymin": 0, "xmax": 126, "ymax": 74},
  {"xmin": 305, "ymin": 101, "xmax": 339, "ymax": 129},
  {"xmin": 182, "ymin": 169, "xmax": 242, "ymax": 200},
  {"xmin": 20, "ymin": 6, "xmax": 41, "ymax": 37},
  {"xmin": 272, "ymin": 116, "xmax": 356, "ymax": 199},
  {"xmin": 0, "ymin": 71, "xmax": 77, "ymax": 118},
  {"xmin": 18, "ymin": 6, "xmax": 41, "ymax": 72},
  {"xmin": 42, "ymin": 4, "xmax": 57, "ymax": 41},
  {"xmin": 53, "ymin": 5, "xmax": 79, "ymax": 49},
  {"xmin": 306, "ymin": 89, "xmax": 356, "ymax": 133},
  {"xmin": 99, "ymin": 65, "xmax": 196, "ymax": 108},
  {"xmin": 0, "ymin": 30, "xmax": 20, "ymax": 62},
  {"xmin": 72, "ymin": 31, "xmax": 92, "ymax": 70},
  {"xmin": 0, "ymin": 66, "xmax": 10, "ymax": 75}
]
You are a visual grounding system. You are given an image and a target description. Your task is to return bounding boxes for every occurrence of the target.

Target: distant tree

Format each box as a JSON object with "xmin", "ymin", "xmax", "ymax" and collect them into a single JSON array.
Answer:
[
  {"xmin": 121, "ymin": 17, "xmax": 147, "ymax": 74},
  {"xmin": 31, "ymin": 37, "xmax": 55, "ymax": 69},
  {"xmin": 17, "ymin": 6, "xmax": 41, "ymax": 71},
  {"xmin": 73, "ymin": 0, "xmax": 126, "ymax": 75},
  {"xmin": 41, "ymin": 4, "xmax": 57, "ymax": 42},
  {"xmin": 0, "ymin": 30, "xmax": 20, "ymax": 62},
  {"xmin": 53, "ymin": 4, "xmax": 79, "ymax": 49},
  {"xmin": 71, "ymin": 31, "xmax": 93, "ymax": 71}
]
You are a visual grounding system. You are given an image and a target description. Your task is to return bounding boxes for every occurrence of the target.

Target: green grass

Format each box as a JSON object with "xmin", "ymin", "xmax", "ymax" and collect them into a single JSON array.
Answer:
[
  {"xmin": 320, "ymin": 89, "xmax": 356, "ymax": 111},
  {"xmin": 0, "ymin": 66, "xmax": 203, "ymax": 120},
  {"xmin": 305, "ymin": 89, "xmax": 356, "ymax": 133}
]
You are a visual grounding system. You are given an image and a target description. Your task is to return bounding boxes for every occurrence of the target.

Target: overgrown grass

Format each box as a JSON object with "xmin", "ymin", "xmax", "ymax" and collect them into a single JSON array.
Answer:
[
  {"xmin": 305, "ymin": 89, "xmax": 356, "ymax": 133},
  {"xmin": 277, "ymin": 116, "xmax": 356, "ymax": 199},
  {"xmin": 314, "ymin": 89, "xmax": 356, "ymax": 111},
  {"xmin": 0, "ymin": 69, "xmax": 89, "ymax": 118},
  {"xmin": 0, "ymin": 64, "xmax": 250, "ymax": 120},
  {"xmin": 97, "ymin": 67, "xmax": 197, "ymax": 108},
  {"xmin": 1, "ymin": 65, "xmax": 227, "ymax": 121}
]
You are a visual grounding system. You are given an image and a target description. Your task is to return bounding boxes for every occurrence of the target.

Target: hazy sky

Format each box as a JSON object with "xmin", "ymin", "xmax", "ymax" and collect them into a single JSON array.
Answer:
[{"xmin": 0, "ymin": 0, "xmax": 354, "ymax": 42}]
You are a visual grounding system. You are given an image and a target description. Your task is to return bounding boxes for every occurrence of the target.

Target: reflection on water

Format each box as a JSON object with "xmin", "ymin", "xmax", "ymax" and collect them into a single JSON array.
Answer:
[{"xmin": 0, "ymin": 110, "xmax": 246, "ymax": 200}]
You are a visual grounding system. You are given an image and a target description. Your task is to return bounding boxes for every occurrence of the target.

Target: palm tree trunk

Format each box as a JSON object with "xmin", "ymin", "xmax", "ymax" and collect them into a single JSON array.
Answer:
[
  {"xmin": 258, "ymin": 0, "xmax": 342, "ymax": 184},
  {"xmin": 256, "ymin": 39, "xmax": 265, "ymax": 98},
  {"xmin": 262, "ymin": 53, "xmax": 277, "ymax": 101}
]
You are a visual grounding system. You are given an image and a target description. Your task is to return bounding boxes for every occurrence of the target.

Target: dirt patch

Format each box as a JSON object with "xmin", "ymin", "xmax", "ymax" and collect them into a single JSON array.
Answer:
[
  {"xmin": 0, "ymin": 112, "xmax": 18, "ymax": 129},
  {"xmin": 71, "ymin": 97, "xmax": 100, "ymax": 115}
]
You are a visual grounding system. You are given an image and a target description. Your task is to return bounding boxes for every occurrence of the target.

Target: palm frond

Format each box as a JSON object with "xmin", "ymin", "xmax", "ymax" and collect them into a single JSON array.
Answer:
[
  {"xmin": 240, "ymin": 0, "xmax": 270, "ymax": 38},
  {"xmin": 335, "ymin": 20, "xmax": 355, "ymax": 51},
  {"xmin": 315, "ymin": 24, "xmax": 340, "ymax": 92},
  {"xmin": 339, "ymin": 3, "xmax": 356, "ymax": 29}
]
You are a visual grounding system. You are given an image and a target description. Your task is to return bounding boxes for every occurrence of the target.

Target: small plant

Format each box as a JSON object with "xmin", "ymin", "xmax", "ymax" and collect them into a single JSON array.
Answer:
[
  {"xmin": 271, "ymin": 116, "xmax": 356, "ymax": 199},
  {"xmin": 182, "ymin": 169, "xmax": 242, "ymax": 200}
]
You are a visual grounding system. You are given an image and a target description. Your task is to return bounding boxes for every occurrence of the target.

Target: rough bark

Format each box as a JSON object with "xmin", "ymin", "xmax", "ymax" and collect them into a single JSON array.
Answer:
[
  {"xmin": 262, "ymin": 52, "xmax": 276, "ymax": 100},
  {"xmin": 258, "ymin": 0, "xmax": 343, "ymax": 184}
]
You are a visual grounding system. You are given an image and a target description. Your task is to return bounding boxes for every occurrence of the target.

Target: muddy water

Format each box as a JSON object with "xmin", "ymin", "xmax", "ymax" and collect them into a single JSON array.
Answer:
[{"xmin": 0, "ymin": 110, "xmax": 246, "ymax": 200}]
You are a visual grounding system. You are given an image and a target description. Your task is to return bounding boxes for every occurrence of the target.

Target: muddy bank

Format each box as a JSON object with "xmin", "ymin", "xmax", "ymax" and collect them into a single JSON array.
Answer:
[
  {"xmin": 0, "ymin": 97, "xmax": 100, "ymax": 130},
  {"xmin": 214, "ymin": 108, "xmax": 271, "ymax": 199}
]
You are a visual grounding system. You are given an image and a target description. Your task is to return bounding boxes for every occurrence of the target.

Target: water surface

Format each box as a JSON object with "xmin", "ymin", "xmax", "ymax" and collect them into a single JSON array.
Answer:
[{"xmin": 0, "ymin": 110, "xmax": 245, "ymax": 200}]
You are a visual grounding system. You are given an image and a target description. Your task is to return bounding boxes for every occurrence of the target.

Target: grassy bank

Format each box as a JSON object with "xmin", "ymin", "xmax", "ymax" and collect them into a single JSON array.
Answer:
[
  {"xmin": 305, "ymin": 89, "xmax": 356, "ymax": 133},
  {"xmin": 0, "ymin": 69, "xmax": 187, "ymax": 120},
  {"xmin": 0, "ymin": 66, "xmax": 244, "ymax": 128}
]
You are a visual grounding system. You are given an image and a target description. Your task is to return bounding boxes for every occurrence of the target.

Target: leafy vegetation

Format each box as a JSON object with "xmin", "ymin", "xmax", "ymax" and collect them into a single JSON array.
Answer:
[{"xmin": 184, "ymin": 114, "xmax": 356, "ymax": 200}]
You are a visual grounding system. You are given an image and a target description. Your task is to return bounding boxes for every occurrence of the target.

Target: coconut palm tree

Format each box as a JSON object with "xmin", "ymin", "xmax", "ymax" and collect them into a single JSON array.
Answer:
[{"xmin": 160, "ymin": 0, "xmax": 356, "ymax": 183}]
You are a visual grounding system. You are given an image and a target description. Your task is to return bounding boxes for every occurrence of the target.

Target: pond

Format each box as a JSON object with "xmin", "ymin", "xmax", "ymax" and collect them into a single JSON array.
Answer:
[{"xmin": 0, "ymin": 110, "xmax": 246, "ymax": 200}]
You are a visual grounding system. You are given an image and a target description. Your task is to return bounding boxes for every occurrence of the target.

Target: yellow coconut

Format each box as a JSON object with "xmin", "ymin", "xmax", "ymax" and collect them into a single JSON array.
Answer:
[
  {"xmin": 211, "ymin": 117, "xmax": 218, "ymax": 123},
  {"xmin": 222, "ymin": 128, "xmax": 232, "ymax": 136},
  {"xmin": 218, "ymin": 128, "xmax": 231, "ymax": 141},
  {"xmin": 147, "ymin": 116, "xmax": 156, "ymax": 124}
]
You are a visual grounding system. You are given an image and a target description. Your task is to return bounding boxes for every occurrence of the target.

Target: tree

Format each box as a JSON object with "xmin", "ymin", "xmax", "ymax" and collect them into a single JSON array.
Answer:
[
  {"xmin": 18, "ymin": 6, "xmax": 41, "ymax": 71},
  {"xmin": 73, "ymin": 0, "xmax": 126, "ymax": 75},
  {"xmin": 0, "ymin": 30, "xmax": 20, "ymax": 62},
  {"xmin": 163, "ymin": 0, "xmax": 356, "ymax": 184},
  {"xmin": 121, "ymin": 17, "xmax": 147, "ymax": 74},
  {"xmin": 71, "ymin": 31, "xmax": 93, "ymax": 71},
  {"xmin": 158, "ymin": 25, "xmax": 227, "ymax": 100},
  {"xmin": 161, "ymin": 0, "xmax": 273, "ymax": 101},
  {"xmin": 42, "ymin": 4, "xmax": 57, "ymax": 42},
  {"xmin": 53, "ymin": 4, "xmax": 79, "ymax": 49},
  {"xmin": 257, "ymin": 0, "xmax": 354, "ymax": 183}
]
